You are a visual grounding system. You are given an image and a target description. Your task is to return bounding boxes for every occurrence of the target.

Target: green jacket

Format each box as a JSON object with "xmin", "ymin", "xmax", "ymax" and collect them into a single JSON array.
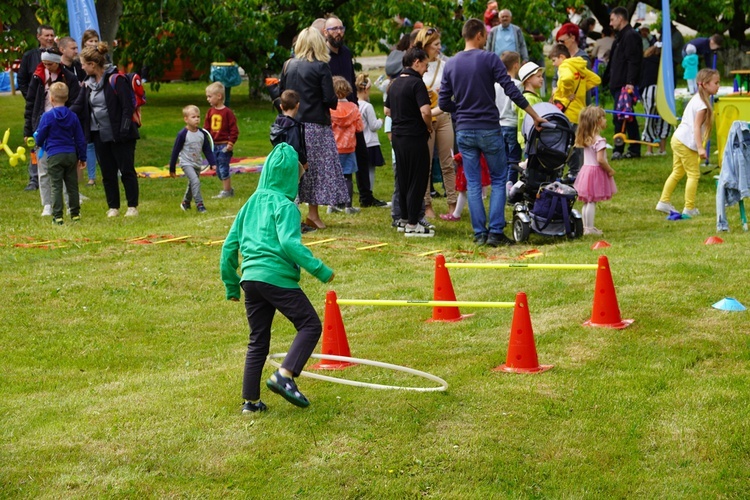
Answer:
[
  {"xmin": 220, "ymin": 143, "xmax": 333, "ymax": 299},
  {"xmin": 517, "ymin": 90, "xmax": 544, "ymax": 148}
]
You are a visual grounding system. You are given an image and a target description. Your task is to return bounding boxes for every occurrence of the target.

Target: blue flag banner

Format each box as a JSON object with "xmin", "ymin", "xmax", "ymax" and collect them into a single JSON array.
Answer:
[
  {"xmin": 656, "ymin": 0, "xmax": 679, "ymax": 125},
  {"xmin": 67, "ymin": 0, "xmax": 100, "ymax": 47}
]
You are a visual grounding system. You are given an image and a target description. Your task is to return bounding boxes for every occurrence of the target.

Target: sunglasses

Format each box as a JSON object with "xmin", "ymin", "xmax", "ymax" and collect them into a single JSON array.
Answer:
[
  {"xmin": 326, "ymin": 26, "xmax": 345, "ymax": 33},
  {"xmin": 425, "ymin": 27, "xmax": 439, "ymax": 36}
]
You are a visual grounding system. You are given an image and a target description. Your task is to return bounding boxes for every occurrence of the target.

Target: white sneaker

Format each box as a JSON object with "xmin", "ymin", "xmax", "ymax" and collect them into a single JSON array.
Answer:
[
  {"xmin": 41, "ymin": 205, "xmax": 52, "ymax": 216},
  {"xmin": 655, "ymin": 201, "xmax": 677, "ymax": 214},
  {"xmin": 326, "ymin": 205, "xmax": 343, "ymax": 214},
  {"xmin": 79, "ymin": 194, "xmax": 89, "ymax": 202},
  {"xmin": 344, "ymin": 207, "xmax": 360, "ymax": 215},
  {"xmin": 584, "ymin": 227, "xmax": 603, "ymax": 235},
  {"xmin": 683, "ymin": 208, "xmax": 700, "ymax": 217},
  {"xmin": 106, "ymin": 208, "xmax": 120, "ymax": 217},
  {"xmin": 404, "ymin": 223, "xmax": 435, "ymax": 238},
  {"xmin": 124, "ymin": 207, "xmax": 139, "ymax": 217}
]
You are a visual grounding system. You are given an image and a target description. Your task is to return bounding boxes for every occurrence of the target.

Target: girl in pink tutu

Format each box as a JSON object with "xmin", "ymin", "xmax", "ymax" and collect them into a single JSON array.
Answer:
[{"xmin": 573, "ymin": 106, "xmax": 617, "ymax": 235}]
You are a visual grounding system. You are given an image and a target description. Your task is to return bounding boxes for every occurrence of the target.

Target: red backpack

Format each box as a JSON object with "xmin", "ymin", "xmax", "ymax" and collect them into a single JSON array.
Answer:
[{"xmin": 108, "ymin": 72, "xmax": 147, "ymax": 127}]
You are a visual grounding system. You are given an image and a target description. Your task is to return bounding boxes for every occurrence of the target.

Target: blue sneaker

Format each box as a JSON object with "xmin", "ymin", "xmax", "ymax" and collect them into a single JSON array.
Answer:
[
  {"xmin": 266, "ymin": 370, "xmax": 310, "ymax": 408},
  {"xmin": 241, "ymin": 400, "xmax": 268, "ymax": 414}
]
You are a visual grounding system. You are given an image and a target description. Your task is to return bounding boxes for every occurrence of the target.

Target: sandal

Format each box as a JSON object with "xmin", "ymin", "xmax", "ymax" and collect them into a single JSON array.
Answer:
[
  {"xmin": 305, "ymin": 217, "xmax": 326, "ymax": 230},
  {"xmin": 86, "ymin": 180, "xmax": 96, "ymax": 186}
]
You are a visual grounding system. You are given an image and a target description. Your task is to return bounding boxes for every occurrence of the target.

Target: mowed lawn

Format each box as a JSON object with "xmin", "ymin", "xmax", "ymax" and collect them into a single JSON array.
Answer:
[{"xmin": 1, "ymin": 81, "xmax": 749, "ymax": 498}]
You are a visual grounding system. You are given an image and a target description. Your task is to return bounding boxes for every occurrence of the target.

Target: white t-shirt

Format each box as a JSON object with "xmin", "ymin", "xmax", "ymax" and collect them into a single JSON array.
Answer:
[
  {"xmin": 673, "ymin": 94, "xmax": 708, "ymax": 151},
  {"xmin": 494, "ymin": 78, "xmax": 522, "ymax": 127},
  {"xmin": 423, "ymin": 56, "xmax": 448, "ymax": 107}
]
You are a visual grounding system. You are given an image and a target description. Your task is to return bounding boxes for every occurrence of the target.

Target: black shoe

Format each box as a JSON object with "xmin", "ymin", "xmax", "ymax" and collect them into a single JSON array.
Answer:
[
  {"xmin": 611, "ymin": 152, "xmax": 623, "ymax": 161},
  {"xmin": 71, "ymin": 215, "xmax": 81, "ymax": 223},
  {"xmin": 431, "ymin": 190, "xmax": 444, "ymax": 198},
  {"xmin": 266, "ymin": 371, "xmax": 310, "ymax": 408},
  {"xmin": 473, "ymin": 233, "xmax": 488, "ymax": 246},
  {"xmin": 52, "ymin": 217, "xmax": 64, "ymax": 225},
  {"xmin": 486, "ymin": 232, "xmax": 514, "ymax": 247},
  {"xmin": 301, "ymin": 222, "xmax": 317, "ymax": 233},
  {"xmin": 24, "ymin": 184, "xmax": 38, "ymax": 191},
  {"xmin": 623, "ymin": 151, "xmax": 640, "ymax": 159},
  {"xmin": 361, "ymin": 198, "xmax": 388, "ymax": 208},
  {"xmin": 241, "ymin": 400, "xmax": 268, "ymax": 414}
]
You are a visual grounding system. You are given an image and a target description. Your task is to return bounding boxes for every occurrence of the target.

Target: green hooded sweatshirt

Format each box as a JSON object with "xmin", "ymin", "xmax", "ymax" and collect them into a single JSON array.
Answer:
[{"xmin": 220, "ymin": 143, "xmax": 333, "ymax": 300}]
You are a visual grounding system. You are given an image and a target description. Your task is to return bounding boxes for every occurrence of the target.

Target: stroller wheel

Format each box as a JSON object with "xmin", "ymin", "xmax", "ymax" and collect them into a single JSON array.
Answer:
[
  {"xmin": 513, "ymin": 214, "xmax": 531, "ymax": 242},
  {"xmin": 569, "ymin": 217, "xmax": 584, "ymax": 239}
]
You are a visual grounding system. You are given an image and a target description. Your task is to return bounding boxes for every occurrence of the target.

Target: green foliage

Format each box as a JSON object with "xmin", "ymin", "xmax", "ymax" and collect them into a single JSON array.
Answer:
[{"xmin": 0, "ymin": 1, "xmax": 37, "ymax": 65}]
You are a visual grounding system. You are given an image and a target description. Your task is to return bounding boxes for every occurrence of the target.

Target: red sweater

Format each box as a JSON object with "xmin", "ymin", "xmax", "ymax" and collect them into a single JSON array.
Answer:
[{"xmin": 204, "ymin": 106, "xmax": 239, "ymax": 145}]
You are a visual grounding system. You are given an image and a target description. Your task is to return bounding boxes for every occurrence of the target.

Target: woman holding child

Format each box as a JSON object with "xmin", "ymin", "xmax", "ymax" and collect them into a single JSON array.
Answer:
[
  {"xmin": 415, "ymin": 26, "xmax": 457, "ymax": 220},
  {"xmin": 281, "ymin": 27, "xmax": 349, "ymax": 229},
  {"xmin": 71, "ymin": 42, "xmax": 140, "ymax": 217}
]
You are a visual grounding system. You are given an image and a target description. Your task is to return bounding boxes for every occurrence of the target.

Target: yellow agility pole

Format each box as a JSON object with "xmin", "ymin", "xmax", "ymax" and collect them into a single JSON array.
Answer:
[
  {"xmin": 305, "ymin": 238, "xmax": 337, "ymax": 246},
  {"xmin": 445, "ymin": 262, "xmax": 598, "ymax": 270},
  {"xmin": 153, "ymin": 235, "xmax": 191, "ymax": 245},
  {"xmin": 417, "ymin": 250, "xmax": 442, "ymax": 256},
  {"xmin": 356, "ymin": 243, "xmax": 388, "ymax": 251},
  {"xmin": 337, "ymin": 299, "xmax": 515, "ymax": 308}
]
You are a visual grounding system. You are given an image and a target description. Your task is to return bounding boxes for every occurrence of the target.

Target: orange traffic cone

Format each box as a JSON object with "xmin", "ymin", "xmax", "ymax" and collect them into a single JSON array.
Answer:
[
  {"xmin": 310, "ymin": 290, "xmax": 355, "ymax": 370},
  {"xmin": 583, "ymin": 255, "xmax": 634, "ymax": 329},
  {"xmin": 494, "ymin": 292, "xmax": 552, "ymax": 373},
  {"xmin": 428, "ymin": 254, "xmax": 472, "ymax": 322}
]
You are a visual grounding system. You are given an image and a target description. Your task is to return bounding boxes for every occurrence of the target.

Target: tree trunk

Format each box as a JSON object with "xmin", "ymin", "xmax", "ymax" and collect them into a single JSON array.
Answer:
[{"xmin": 96, "ymin": 0, "xmax": 123, "ymax": 45}]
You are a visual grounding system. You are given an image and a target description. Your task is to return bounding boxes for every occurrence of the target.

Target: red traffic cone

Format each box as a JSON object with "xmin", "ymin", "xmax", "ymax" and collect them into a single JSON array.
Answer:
[
  {"xmin": 583, "ymin": 255, "xmax": 634, "ymax": 329},
  {"xmin": 310, "ymin": 290, "xmax": 356, "ymax": 370},
  {"xmin": 494, "ymin": 292, "xmax": 553, "ymax": 373},
  {"xmin": 428, "ymin": 254, "xmax": 472, "ymax": 322},
  {"xmin": 591, "ymin": 240, "xmax": 611, "ymax": 249},
  {"xmin": 704, "ymin": 236, "xmax": 724, "ymax": 245}
]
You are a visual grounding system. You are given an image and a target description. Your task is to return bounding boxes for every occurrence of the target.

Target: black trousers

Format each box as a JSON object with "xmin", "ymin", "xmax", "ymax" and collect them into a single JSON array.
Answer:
[
  {"xmin": 610, "ymin": 89, "xmax": 641, "ymax": 156},
  {"xmin": 241, "ymin": 281, "xmax": 322, "ymax": 401},
  {"xmin": 392, "ymin": 133, "xmax": 430, "ymax": 225},
  {"xmin": 354, "ymin": 131, "xmax": 373, "ymax": 204},
  {"xmin": 93, "ymin": 133, "xmax": 139, "ymax": 209}
]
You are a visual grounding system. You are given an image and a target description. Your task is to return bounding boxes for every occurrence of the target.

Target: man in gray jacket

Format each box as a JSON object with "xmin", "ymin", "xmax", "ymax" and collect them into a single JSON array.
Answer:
[{"xmin": 486, "ymin": 10, "xmax": 528, "ymax": 64}]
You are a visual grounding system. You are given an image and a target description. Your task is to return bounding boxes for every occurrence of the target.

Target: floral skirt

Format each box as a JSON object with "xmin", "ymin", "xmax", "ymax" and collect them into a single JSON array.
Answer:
[{"xmin": 298, "ymin": 123, "xmax": 350, "ymax": 206}]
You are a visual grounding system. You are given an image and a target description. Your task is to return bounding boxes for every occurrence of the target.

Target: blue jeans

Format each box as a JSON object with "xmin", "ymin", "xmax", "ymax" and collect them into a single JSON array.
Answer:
[
  {"xmin": 501, "ymin": 125, "xmax": 521, "ymax": 183},
  {"xmin": 214, "ymin": 145, "xmax": 233, "ymax": 180},
  {"xmin": 456, "ymin": 128, "xmax": 508, "ymax": 236}
]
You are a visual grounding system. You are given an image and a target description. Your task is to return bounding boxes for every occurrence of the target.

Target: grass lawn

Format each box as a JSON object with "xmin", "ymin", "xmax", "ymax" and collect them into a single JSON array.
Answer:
[{"xmin": 1, "ymin": 80, "xmax": 749, "ymax": 498}]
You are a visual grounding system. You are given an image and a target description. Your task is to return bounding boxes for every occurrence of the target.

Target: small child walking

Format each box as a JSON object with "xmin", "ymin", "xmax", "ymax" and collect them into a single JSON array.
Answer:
[
  {"xmin": 220, "ymin": 143, "xmax": 335, "ymax": 413},
  {"xmin": 657, "ymin": 68, "xmax": 720, "ymax": 217},
  {"xmin": 355, "ymin": 73, "xmax": 385, "ymax": 193},
  {"xmin": 34, "ymin": 82, "xmax": 87, "ymax": 225},
  {"xmin": 682, "ymin": 44, "xmax": 699, "ymax": 95},
  {"xmin": 270, "ymin": 90, "xmax": 307, "ymax": 168},
  {"xmin": 573, "ymin": 105, "xmax": 617, "ymax": 235},
  {"xmin": 205, "ymin": 82, "xmax": 240, "ymax": 199},
  {"xmin": 329, "ymin": 76, "xmax": 364, "ymax": 214},
  {"xmin": 169, "ymin": 105, "xmax": 217, "ymax": 213}
]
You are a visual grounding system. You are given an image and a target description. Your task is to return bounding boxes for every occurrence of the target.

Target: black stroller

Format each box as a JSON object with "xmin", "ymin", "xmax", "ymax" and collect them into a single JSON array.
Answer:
[{"xmin": 509, "ymin": 103, "xmax": 583, "ymax": 242}]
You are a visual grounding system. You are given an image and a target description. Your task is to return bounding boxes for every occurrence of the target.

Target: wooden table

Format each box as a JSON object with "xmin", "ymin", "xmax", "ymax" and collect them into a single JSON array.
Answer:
[{"xmin": 730, "ymin": 69, "xmax": 750, "ymax": 95}]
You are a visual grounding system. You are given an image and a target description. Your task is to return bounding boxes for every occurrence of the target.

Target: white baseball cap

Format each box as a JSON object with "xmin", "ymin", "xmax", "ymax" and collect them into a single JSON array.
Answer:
[{"xmin": 519, "ymin": 62, "xmax": 543, "ymax": 84}]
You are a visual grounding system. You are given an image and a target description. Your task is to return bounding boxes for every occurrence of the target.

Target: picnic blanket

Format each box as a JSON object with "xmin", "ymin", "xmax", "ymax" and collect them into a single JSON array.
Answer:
[{"xmin": 136, "ymin": 156, "xmax": 265, "ymax": 178}]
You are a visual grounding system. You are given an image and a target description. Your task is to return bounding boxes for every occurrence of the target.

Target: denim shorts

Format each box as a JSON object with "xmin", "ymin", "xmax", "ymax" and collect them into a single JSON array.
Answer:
[{"xmin": 214, "ymin": 144, "xmax": 233, "ymax": 180}]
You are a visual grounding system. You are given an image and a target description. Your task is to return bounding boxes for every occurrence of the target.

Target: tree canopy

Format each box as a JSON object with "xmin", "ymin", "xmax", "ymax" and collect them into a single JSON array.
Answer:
[{"xmin": 2, "ymin": 0, "xmax": 747, "ymax": 88}]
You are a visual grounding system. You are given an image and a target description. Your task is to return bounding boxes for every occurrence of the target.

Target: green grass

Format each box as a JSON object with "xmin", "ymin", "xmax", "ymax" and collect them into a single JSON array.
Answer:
[{"xmin": 2, "ymin": 81, "xmax": 749, "ymax": 498}]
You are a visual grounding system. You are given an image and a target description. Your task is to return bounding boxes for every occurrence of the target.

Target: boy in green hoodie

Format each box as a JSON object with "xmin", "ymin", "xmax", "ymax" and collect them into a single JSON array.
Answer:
[{"xmin": 220, "ymin": 143, "xmax": 335, "ymax": 413}]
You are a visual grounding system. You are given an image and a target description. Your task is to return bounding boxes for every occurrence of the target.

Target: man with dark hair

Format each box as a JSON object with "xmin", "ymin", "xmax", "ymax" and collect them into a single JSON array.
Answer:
[
  {"xmin": 18, "ymin": 24, "xmax": 55, "ymax": 191},
  {"xmin": 439, "ymin": 18, "xmax": 545, "ymax": 247},
  {"xmin": 324, "ymin": 16, "xmax": 388, "ymax": 208},
  {"xmin": 58, "ymin": 37, "xmax": 86, "ymax": 82},
  {"xmin": 684, "ymin": 34, "xmax": 724, "ymax": 69},
  {"xmin": 603, "ymin": 6, "xmax": 642, "ymax": 160}
]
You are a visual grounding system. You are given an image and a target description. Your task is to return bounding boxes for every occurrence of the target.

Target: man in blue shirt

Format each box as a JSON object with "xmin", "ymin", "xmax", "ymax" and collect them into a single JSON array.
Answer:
[
  {"xmin": 439, "ymin": 18, "xmax": 545, "ymax": 247},
  {"xmin": 486, "ymin": 9, "xmax": 529, "ymax": 63}
]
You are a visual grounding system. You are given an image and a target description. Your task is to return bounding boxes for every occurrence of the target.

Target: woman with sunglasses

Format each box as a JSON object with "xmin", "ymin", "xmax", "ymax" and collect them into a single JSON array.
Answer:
[{"xmin": 414, "ymin": 27, "xmax": 457, "ymax": 221}]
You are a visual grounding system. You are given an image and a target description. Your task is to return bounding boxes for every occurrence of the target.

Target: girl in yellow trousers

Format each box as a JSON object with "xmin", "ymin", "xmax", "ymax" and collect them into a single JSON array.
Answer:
[{"xmin": 656, "ymin": 68, "xmax": 720, "ymax": 217}]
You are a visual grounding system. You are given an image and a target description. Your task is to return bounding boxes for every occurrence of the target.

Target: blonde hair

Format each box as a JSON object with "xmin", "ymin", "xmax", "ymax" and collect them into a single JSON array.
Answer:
[
  {"xmin": 79, "ymin": 41, "xmax": 109, "ymax": 68},
  {"xmin": 332, "ymin": 76, "xmax": 352, "ymax": 99},
  {"xmin": 206, "ymin": 82, "xmax": 225, "ymax": 97},
  {"xmin": 695, "ymin": 68, "xmax": 718, "ymax": 144},
  {"xmin": 182, "ymin": 104, "xmax": 199, "ymax": 117},
  {"xmin": 574, "ymin": 105, "xmax": 607, "ymax": 148},
  {"xmin": 414, "ymin": 27, "xmax": 440, "ymax": 54},
  {"xmin": 49, "ymin": 81, "xmax": 68, "ymax": 103},
  {"xmin": 355, "ymin": 73, "xmax": 371, "ymax": 91},
  {"xmin": 294, "ymin": 27, "xmax": 330, "ymax": 63}
]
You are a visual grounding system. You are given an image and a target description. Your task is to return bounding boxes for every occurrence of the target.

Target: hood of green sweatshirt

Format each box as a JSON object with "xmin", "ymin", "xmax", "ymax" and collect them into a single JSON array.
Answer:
[{"xmin": 257, "ymin": 142, "xmax": 300, "ymax": 201}]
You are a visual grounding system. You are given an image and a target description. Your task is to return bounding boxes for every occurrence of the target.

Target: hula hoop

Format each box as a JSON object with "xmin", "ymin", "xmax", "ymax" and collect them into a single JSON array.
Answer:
[{"xmin": 267, "ymin": 353, "xmax": 448, "ymax": 392}]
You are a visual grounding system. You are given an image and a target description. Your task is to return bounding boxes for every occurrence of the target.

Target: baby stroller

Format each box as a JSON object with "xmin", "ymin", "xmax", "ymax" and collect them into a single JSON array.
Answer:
[{"xmin": 509, "ymin": 102, "xmax": 583, "ymax": 242}]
